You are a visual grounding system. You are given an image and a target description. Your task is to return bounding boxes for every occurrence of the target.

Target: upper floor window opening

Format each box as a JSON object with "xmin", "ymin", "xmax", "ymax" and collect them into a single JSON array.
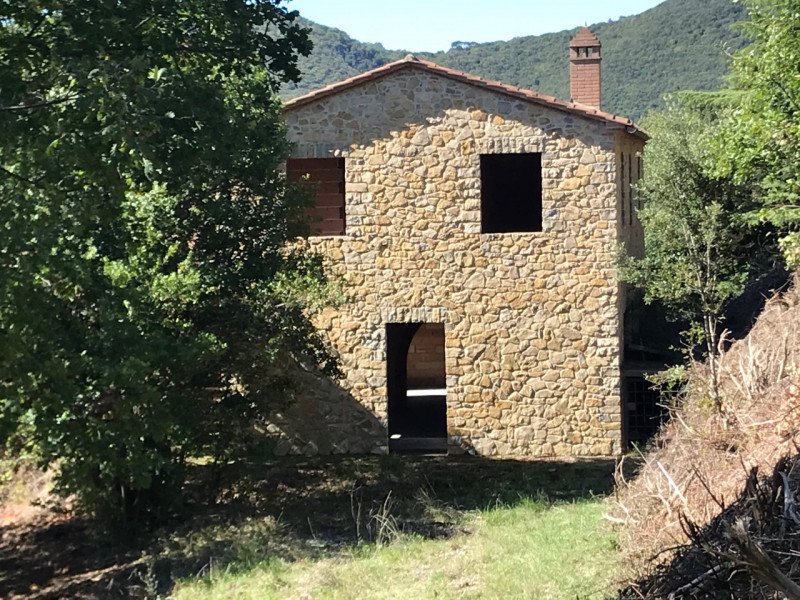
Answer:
[
  {"xmin": 480, "ymin": 153, "xmax": 543, "ymax": 234},
  {"xmin": 287, "ymin": 157, "xmax": 346, "ymax": 236}
]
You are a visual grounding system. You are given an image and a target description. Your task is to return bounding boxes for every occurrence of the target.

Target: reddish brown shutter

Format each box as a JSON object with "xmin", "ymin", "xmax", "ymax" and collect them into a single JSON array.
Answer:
[{"xmin": 287, "ymin": 157, "xmax": 345, "ymax": 236}]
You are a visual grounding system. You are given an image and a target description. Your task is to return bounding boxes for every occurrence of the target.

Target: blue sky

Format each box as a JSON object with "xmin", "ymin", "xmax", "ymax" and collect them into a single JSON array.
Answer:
[{"xmin": 285, "ymin": 1, "xmax": 666, "ymax": 52}]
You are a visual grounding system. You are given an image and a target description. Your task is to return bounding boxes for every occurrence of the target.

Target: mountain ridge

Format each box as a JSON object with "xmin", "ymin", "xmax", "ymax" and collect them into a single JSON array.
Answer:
[{"xmin": 282, "ymin": 0, "xmax": 748, "ymax": 120}]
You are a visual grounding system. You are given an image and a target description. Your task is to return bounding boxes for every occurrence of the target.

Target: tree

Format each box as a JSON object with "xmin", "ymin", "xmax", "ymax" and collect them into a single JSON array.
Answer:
[
  {"xmin": 621, "ymin": 93, "xmax": 764, "ymax": 409},
  {"xmin": 0, "ymin": 1, "xmax": 336, "ymax": 519},
  {"xmin": 450, "ymin": 41, "xmax": 477, "ymax": 50},
  {"xmin": 720, "ymin": 0, "xmax": 800, "ymax": 268}
]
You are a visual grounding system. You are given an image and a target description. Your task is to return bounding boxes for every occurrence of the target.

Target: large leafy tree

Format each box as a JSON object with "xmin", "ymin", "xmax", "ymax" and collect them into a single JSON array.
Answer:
[
  {"xmin": 621, "ymin": 93, "xmax": 767, "ymax": 407},
  {"xmin": 0, "ymin": 1, "xmax": 335, "ymax": 518},
  {"xmin": 720, "ymin": 0, "xmax": 800, "ymax": 268}
]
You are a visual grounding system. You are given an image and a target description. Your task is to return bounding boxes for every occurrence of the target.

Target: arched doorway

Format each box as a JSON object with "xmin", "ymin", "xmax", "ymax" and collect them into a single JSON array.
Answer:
[{"xmin": 386, "ymin": 323, "xmax": 447, "ymax": 453}]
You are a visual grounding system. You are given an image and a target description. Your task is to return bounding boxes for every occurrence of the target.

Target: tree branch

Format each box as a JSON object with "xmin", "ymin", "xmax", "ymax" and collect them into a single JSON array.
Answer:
[
  {"xmin": 727, "ymin": 520, "xmax": 800, "ymax": 600},
  {"xmin": 0, "ymin": 165, "xmax": 42, "ymax": 187},
  {"xmin": 771, "ymin": 77, "xmax": 800, "ymax": 114},
  {"xmin": 24, "ymin": 15, "xmax": 48, "ymax": 40},
  {"xmin": 1, "ymin": 93, "xmax": 79, "ymax": 112}
]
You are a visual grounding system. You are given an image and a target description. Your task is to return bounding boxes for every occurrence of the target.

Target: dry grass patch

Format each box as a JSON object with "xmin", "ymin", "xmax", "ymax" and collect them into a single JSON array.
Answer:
[{"xmin": 613, "ymin": 276, "xmax": 800, "ymax": 596}]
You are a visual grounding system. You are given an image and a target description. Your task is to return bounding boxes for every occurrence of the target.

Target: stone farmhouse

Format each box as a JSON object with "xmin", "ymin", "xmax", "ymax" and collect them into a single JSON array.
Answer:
[{"xmin": 276, "ymin": 27, "xmax": 649, "ymax": 458}]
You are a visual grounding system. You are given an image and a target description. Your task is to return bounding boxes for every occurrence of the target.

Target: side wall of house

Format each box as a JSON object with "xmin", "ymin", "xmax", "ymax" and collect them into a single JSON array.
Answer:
[
  {"xmin": 281, "ymin": 68, "xmax": 624, "ymax": 457},
  {"xmin": 616, "ymin": 132, "xmax": 646, "ymax": 259}
]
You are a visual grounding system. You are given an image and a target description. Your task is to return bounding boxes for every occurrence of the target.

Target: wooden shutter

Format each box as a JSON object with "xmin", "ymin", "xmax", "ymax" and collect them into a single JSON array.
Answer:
[{"xmin": 287, "ymin": 158, "xmax": 345, "ymax": 236}]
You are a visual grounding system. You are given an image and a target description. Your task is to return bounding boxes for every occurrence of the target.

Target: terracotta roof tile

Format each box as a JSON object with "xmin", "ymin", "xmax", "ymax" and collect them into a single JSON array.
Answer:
[{"xmin": 283, "ymin": 55, "xmax": 645, "ymax": 139}]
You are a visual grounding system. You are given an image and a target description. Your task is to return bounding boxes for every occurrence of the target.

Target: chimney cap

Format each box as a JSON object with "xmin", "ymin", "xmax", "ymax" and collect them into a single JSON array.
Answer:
[{"xmin": 569, "ymin": 26, "xmax": 601, "ymax": 48}]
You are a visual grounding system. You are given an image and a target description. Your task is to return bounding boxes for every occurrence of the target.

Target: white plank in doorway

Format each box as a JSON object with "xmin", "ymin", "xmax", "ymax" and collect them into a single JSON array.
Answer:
[{"xmin": 406, "ymin": 388, "xmax": 447, "ymax": 397}]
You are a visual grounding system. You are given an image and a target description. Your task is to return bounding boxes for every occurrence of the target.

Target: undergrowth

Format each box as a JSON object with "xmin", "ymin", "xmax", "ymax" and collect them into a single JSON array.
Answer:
[{"xmin": 613, "ymin": 276, "xmax": 800, "ymax": 598}]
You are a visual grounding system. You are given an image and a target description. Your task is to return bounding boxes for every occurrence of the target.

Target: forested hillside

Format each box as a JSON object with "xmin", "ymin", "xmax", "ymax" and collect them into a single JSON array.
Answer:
[{"xmin": 282, "ymin": 0, "xmax": 747, "ymax": 120}]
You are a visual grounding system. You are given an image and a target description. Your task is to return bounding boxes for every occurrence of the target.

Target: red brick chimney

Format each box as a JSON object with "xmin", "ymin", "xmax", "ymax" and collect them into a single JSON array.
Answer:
[{"xmin": 569, "ymin": 27, "xmax": 602, "ymax": 108}]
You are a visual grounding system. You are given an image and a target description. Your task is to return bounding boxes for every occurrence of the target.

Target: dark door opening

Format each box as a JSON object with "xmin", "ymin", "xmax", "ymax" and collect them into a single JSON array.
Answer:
[{"xmin": 386, "ymin": 323, "xmax": 447, "ymax": 454}]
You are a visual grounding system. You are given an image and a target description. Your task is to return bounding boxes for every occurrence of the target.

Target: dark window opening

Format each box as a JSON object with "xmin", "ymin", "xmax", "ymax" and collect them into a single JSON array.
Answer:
[
  {"xmin": 636, "ymin": 155, "xmax": 643, "ymax": 210},
  {"xmin": 386, "ymin": 323, "xmax": 447, "ymax": 454},
  {"xmin": 480, "ymin": 153, "xmax": 543, "ymax": 233},
  {"xmin": 287, "ymin": 157, "xmax": 345, "ymax": 236},
  {"xmin": 623, "ymin": 376, "xmax": 670, "ymax": 449},
  {"xmin": 620, "ymin": 153, "xmax": 626, "ymax": 224},
  {"xmin": 627, "ymin": 152, "xmax": 633, "ymax": 225}
]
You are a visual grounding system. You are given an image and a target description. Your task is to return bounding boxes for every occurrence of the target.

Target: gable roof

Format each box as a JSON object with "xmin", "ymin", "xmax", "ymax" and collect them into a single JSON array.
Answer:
[{"xmin": 284, "ymin": 54, "xmax": 646, "ymax": 139}]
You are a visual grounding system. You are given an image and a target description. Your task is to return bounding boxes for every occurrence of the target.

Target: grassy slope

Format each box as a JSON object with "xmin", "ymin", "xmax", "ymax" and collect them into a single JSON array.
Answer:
[
  {"xmin": 282, "ymin": 0, "xmax": 747, "ymax": 120},
  {"xmin": 171, "ymin": 499, "xmax": 618, "ymax": 600}
]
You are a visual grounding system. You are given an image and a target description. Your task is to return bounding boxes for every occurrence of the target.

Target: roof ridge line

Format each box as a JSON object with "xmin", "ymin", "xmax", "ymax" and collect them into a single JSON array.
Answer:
[{"xmin": 283, "ymin": 57, "xmax": 645, "ymax": 138}]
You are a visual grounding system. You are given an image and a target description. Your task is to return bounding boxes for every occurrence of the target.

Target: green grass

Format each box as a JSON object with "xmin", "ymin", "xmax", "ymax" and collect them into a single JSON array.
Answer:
[
  {"xmin": 170, "ymin": 497, "xmax": 619, "ymax": 600},
  {"xmin": 0, "ymin": 455, "xmax": 623, "ymax": 598}
]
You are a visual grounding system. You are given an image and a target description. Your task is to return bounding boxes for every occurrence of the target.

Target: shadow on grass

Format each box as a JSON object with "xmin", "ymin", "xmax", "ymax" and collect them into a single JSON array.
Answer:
[{"xmin": 0, "ymin": 455, "xmax": 616, "ymax": 599}]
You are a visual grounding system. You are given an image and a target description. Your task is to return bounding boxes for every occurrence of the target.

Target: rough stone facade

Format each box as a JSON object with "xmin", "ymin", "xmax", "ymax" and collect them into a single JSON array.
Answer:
[{"xmin": 280, "ymin": 61, "xmax": 644, "ymax": 458}]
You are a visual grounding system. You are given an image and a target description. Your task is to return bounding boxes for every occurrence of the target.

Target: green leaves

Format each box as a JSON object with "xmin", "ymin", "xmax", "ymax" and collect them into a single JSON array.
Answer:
[
  {"xmin": 147, "ymin": 67, "xmax": 167, "ymax": 82},
  {"xmin": 0, "ymin": 1, "xmax": 332, "ymax": 520},
  {"xmin": 724, "ymin": 0, "xmax": 800, "ymax": 267},
  {"xmin": 620, "ymin": 93, "xmax": 764, "ymax": 356}
]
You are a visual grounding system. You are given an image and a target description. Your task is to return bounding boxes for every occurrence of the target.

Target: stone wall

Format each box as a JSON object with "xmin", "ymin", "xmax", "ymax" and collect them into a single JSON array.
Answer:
[
  {"xmin": 263, "ymin": 367, "xmax": 387, "ymax": 456},
  {"xmin": 282, "ymin": 66, "xmax": 641, "ymax": 457}
]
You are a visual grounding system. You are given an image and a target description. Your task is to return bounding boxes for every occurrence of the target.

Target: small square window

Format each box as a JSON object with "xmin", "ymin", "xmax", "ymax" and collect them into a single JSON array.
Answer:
[
  {"xmin": 287, "ymin": 157, "xmax": 345, "ymax": 236},
  {"xmin": 480, "ymin": 153, "xmax": 543, "ymax": 233}
]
